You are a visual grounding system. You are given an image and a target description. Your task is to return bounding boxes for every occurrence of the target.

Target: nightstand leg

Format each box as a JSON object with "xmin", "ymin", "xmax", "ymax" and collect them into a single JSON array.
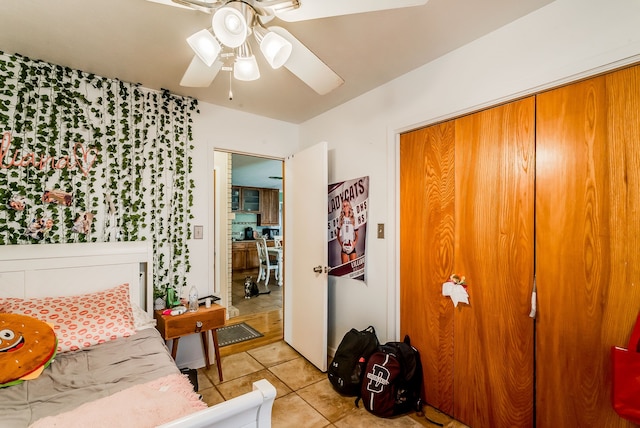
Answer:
[
  {"xmin": 171, "ymin": 338, "xmax": 180, "ymax": 360},
  {"xmin": 200, "ymin": 331, "xmax": 211, "ymax": 370},
  {"xmin": 211, "ymin": 329, "xmax": 224, "ymax": 382}
]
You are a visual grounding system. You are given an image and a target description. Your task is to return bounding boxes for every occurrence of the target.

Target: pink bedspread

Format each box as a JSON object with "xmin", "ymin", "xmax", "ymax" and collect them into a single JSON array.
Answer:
[{"xmin": 29, "ymin": 373, "xmax": 207, "ymax": 428}]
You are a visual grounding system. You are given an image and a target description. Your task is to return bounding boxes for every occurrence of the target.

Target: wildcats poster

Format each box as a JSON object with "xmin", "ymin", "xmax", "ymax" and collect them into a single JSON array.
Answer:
[{"xmin": 328, "ymin": 176, "xmax": 368, "ymax": 281}]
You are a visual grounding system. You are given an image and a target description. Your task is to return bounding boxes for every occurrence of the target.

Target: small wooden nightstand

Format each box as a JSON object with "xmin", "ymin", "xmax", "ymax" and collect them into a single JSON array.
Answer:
[{"xmin": 154, "ymin": 304, "xmax": 226, "ymax": 381}]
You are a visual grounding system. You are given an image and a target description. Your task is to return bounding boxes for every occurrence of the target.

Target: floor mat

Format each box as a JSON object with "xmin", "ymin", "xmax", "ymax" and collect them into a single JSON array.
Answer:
[{"xmin": 216, "ymin": 322, "xmax": 263, "ymax": 347}]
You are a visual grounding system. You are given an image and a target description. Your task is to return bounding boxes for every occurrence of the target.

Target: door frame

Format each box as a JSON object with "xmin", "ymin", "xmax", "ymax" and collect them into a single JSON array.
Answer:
[{"xmin": 211, "ymin": 148, "xmax": 284, "ymax": 316}]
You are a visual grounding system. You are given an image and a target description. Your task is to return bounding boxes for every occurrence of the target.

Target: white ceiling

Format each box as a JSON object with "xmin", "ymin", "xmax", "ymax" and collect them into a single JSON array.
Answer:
[
  {"xmin": 232, "ymin": 154, "xmax": 283, "ymax": 189},
  {"xmin": 0, "ymin": 0, "xmax": 553, "ymax": 124}
]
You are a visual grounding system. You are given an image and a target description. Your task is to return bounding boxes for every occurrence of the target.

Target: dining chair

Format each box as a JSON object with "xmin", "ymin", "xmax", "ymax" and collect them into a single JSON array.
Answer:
[
  {"xmin": 273, "ymin": 235, "xmax": 283, "ymax": 248},
  {"xmin": 256, "ymin": 237, "xmax": 278, "ymax": 286}
]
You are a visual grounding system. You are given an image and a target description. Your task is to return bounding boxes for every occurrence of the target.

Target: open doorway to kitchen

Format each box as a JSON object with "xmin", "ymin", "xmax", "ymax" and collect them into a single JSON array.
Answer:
[{"xmin": 214, "ymin": 150, "xmax": 283, "ymax": 320}]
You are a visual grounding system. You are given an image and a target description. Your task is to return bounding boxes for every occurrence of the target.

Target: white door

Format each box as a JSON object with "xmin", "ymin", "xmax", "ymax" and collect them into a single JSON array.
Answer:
[{"xmin": 283, "ymin": 141, "xmax": 328, "ymax": 371}]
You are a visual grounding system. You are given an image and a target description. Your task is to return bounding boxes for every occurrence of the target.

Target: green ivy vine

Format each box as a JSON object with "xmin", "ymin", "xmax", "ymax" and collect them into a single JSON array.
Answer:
[{"xmin": 0, "ymin": 51, "xmax": 199, "ymax": 298}]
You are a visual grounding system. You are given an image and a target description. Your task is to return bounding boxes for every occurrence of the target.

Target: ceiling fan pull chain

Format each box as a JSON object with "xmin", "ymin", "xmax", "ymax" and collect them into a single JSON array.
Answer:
[{"xmin": 228, "ymin": 71, "xmax": 233, "ymax": 100}]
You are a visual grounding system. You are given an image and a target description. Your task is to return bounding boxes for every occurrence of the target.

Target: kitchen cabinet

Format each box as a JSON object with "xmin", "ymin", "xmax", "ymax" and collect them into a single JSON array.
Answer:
[
  {"xmin": 399, "ymin": 64, "xmax": 640, "ymax": 427},
  {"xmin": 230, "ymin": 187, "xmax": 280, "ymax": 226},
  {"xmin": 246, "ymin": 243, "xmax": 259, "ymax": 269},
  {"xmin": 242, "ymin": 188, "xmax": 260, "ymax": 212},
  {"xmin": 232, "ymin": 241, "xmax": 259, "ymax": 270},
  {"xmin": 231, "ymin": 244, "xmax": 246, "ymax": 270},
  {"xmin": 231, "ymin": 187, "xmax": 261, "ymax": 212},
  {"xmin": 260, "ymin": 189, "xmax": 280, "ymax": 226},
  {"xmin": 231, "ymin": 187, "xmax": 240, "ymax": 211}
]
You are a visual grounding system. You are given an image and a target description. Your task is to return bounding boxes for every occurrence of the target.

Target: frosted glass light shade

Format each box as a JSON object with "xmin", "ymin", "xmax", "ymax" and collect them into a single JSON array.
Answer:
[
  {"xmin": 234, "ymin": 55, "xmax": 260, "ymax": 81},
  {"xmin": 234, "ymin": 43, "xmax": 260, "ymax": 81},
  {"xmin": 186, "ymin": 29, "xmax": 221, "ymax": 67},
  {"xmin": 212, "ymin": 5, "xmax": 248, "ymax": 48},
  {"xmin": 254, "ymin": 27, "xmax": 292, "ymax": 69}
]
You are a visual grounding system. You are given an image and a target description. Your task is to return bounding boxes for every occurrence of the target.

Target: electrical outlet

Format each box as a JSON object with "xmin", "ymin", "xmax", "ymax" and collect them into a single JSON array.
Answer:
[
  {"xmin": 377, "ymin": 223, "xmax": 385, "ymax": 239},
  {"xmin": 194, "ymin": 225, "xmax": 203, "ymax": 239}
]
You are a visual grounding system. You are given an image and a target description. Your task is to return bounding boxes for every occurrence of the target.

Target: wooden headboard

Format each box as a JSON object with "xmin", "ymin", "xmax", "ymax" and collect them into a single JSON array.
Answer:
[{"xmin": 0, "ymin": 242, "xmax": 153, "ymax": 312}]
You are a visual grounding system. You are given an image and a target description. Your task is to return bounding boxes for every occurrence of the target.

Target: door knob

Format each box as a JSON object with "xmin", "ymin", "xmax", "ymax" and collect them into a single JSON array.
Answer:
[{"xmin": 313, "ymin": 265, "xmax": 325, "ymax": 273}]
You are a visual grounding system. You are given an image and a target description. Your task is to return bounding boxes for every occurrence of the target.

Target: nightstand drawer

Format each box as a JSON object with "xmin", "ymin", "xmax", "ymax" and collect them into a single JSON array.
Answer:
[{"xmin": 155, "ymin": 305, "xmax": 225, "ymax": 340}]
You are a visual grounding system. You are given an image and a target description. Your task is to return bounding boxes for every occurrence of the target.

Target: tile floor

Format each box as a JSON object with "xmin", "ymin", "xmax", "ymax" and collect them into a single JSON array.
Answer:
[{"xmin": 197, "ymin": 340, "xmax": 469, "ymax": 428}]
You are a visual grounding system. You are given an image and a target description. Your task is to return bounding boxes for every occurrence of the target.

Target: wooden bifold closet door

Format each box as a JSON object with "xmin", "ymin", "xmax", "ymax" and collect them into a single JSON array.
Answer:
[
  {"xmin": 400, "ymin": 97, "xmax": 535, "ymax": 428},
  {"xmin": 535, "ymin": 65, "xmax": 640, "ymax": 427},
  {"xmin": 401, "ymin": 63, "xmax": 640, "ymax": 427}
]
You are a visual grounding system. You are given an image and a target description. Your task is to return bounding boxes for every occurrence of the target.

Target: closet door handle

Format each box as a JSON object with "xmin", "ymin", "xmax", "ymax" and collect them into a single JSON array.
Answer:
[{"xmin": 529, "ymin": 277, "xmax": 537, "ymax": 319}]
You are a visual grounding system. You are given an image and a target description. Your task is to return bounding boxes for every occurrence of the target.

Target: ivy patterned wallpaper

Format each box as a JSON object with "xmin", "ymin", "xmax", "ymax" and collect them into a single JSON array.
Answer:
[{"xmin": 0, "ymin": 51, "xmax": 198, "ymax": 295}]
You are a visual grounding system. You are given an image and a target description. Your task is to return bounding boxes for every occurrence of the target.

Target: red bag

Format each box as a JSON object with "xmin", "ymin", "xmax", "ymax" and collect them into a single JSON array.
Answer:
[{"xmin": 612, "ymin": 311, "xmax": 640, "ymax": 424}]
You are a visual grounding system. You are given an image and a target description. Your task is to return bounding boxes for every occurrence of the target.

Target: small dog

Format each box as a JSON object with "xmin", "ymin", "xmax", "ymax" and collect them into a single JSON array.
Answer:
[{"xmin": 244, "ymin": 276, "xmax": 271, "ymax": 299}]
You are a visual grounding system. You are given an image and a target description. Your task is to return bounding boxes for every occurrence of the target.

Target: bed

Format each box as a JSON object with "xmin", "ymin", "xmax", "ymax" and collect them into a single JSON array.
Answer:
[{"xmin": 0, "ymin": 242, "xmax": 276, "ymax": 428}]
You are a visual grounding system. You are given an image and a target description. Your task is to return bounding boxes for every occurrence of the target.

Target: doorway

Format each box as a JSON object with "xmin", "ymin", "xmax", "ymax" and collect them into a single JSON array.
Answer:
[
  {"xmin": 214, "ymin": 150, "xmax": 284, "ymax": 319},
  {"xmin": 215, "ymin": 143, "xmax": 329, "ymax": 369}
]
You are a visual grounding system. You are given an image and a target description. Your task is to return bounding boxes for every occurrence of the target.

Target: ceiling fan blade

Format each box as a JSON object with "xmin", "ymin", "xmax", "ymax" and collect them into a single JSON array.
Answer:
[
  {"xmin": 269, "ymin": 26, "xmax": 344, "ymax": 95},
  {"xmin": 180, "ymin": 56, "xmax": 223, "ymax": 87},
  {"xmin": 146, "ymin": 0, "xmax": 221, "ymax": 13},
  {"xmin": 146, "ymin": 0, "xmax": 193, "ymax": 10},
  {"xmin": 274, "ymin": 0, "xmax": 429, "ymax": 22}
]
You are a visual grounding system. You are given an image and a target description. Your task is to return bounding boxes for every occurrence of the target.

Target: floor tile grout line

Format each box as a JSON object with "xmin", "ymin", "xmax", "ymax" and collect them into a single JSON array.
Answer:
[
  {"xmin": 207, "ymin": 352, "xmax": 316, "ymax": 399},
  {"xmin": 292, "ymin": 377, "xmax": 341, "ymax": 424},
  {"xmin": 199, "ymin": 339, "xmax": 466, "ymax": 427}
]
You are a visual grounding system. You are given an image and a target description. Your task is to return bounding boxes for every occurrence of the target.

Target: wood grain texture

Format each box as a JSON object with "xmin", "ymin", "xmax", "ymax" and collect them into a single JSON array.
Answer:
[
  {"xmin": 219, "ymin": 309, "xmax": 283, "ymax": 357},
  {"xmin": 453, "ymin": 98, "xmax": 535, "ymax": 428},
  {"xmin": 400, "ymin": 64, "xmax": 640, "ymax": 427},
  {"xmin": 536, "ymin": 65, "xmax": 640, "ymax": 428},
  {"xmin": 400, "ymin": 121, "xmax": 456, "ymax": 414}
]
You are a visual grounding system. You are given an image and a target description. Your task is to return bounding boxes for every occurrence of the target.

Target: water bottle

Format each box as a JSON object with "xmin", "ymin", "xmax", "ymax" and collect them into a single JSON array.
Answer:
[{"xmin": 188, "ymin": 285, "xmax": 198, "ymax": 312}]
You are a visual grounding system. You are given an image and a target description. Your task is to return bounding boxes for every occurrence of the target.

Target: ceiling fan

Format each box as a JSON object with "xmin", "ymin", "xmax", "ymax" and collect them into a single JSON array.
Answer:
[{"xmin": 149, "ymin": 0, "xmax": 429, "ymax": 96}]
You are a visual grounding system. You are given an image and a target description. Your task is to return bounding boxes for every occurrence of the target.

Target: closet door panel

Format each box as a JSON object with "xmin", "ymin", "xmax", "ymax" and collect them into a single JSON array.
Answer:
[
  {"xmin": 453, "ymin": 98, "xmax": 535, "ymax": 428},
  {"xmin": 606, "ymin": 67, "xmax": 640, "ymax": 339},
  {"xmin": 536, "ymin": 65, "xmax": 640, "ymax": 427},
  {"xmin": 400, "ymin": 121, "xmax": 455, "ymax": 413}
]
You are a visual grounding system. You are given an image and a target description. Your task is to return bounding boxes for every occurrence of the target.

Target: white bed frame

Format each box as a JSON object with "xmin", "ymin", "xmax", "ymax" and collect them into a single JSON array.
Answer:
[
  {"xmin": 0, "ymin": 241, "xmax": 153, "ymax": 311},
  {"xmin": 159, "ymin": 379, "xmax": 276, "ymax": 428},
  {"xmin": 0, "ymin": 242, "xmax": 276, "ymax": 428}
]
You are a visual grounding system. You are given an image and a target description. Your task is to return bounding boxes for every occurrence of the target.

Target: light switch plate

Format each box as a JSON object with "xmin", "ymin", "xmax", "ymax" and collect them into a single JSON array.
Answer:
[
  {"xmin": 194, "ymin": 225, "xmax": 203, "ymax": 239},
  {"xmin": 377, "ymin": 223, "xmax": 385, "ymax": 239}
]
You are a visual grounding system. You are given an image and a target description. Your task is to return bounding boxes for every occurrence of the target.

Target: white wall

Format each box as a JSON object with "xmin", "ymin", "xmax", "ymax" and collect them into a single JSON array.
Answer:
[
  {"xmin": 176, "ymin": 102, "xmax": 298, "ymax": 368},
  {"xmin": 176, "ymin": 0, "xmax": 640, "ymax": 365},
  {"xmin": 299, "ymin": 0, "xmax": 640, "ymax": 352}
]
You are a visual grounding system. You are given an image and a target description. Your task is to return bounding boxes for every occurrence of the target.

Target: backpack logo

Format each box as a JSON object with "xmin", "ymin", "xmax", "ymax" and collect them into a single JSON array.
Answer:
[{"xmin": 366, "ymin": 363, "xmax": 390, "ymax": 393}]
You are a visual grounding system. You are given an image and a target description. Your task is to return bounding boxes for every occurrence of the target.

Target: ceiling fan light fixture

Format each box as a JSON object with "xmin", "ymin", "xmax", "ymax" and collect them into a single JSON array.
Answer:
[
  {"xmin": 186, "ymin": 29, "xmax": 221, "ymax": 67},
  {"xmin": 254, "ymin": 26, "xmax": 292, "ymax": 69},
  {"xmin": 260, "ymin": 0, "xmax": 300, "ymax": 13},
  {"xmin": 234, "ymin": 42, "xmax": 260, "ymax": 81},
  {"xmin": 212, "ymin": 3, "xmax": 252, "ymax": 48}
]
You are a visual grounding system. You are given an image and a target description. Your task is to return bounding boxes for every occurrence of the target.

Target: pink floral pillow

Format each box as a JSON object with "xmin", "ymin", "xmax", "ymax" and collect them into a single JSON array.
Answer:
[{"xmin": 0, "ymin": 283, "xmax": 136, "ymax": 353}]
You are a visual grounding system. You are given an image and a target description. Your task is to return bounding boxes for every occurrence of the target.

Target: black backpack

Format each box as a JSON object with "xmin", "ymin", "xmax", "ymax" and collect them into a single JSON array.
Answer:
[
  {"xmin": 328, "ymin": 326, "xmax": 379, "ymax": 396},
  {"xmin": 356, "ymin": 335, "xmax": 423, "ymax": 418}
]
